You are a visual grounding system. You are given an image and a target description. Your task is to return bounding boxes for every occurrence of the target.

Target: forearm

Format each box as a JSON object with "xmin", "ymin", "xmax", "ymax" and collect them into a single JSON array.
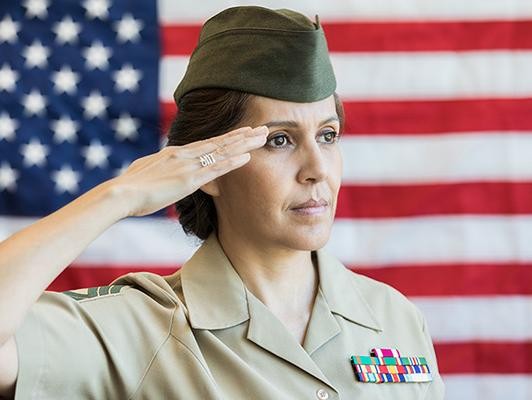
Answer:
[{"xmin": 0, "ymin": 180, "xmax": 128, "ymax": 346}]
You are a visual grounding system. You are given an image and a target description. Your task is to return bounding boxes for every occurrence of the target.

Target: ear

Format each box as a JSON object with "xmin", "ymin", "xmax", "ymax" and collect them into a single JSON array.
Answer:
[{"xmin": 199, "ymin": 179, "xmax": 220, "ymax": 197}]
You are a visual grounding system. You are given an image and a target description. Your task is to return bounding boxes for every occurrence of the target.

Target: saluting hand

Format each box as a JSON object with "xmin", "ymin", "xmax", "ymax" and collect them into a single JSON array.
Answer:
[{"xmin": 110, "ymin": 125, "xmax": 268, "ymax": 217}]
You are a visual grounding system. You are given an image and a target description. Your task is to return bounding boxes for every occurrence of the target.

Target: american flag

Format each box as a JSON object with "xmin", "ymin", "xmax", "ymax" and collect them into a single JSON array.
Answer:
[{"xmin": 0, "ymin": 0, "xmax": 531, "ymax": 398}]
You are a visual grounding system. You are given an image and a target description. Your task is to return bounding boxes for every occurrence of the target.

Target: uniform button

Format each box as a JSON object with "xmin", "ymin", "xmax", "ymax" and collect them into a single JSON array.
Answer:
[{"xmin": 316, "ymin": 388, "xmax": 329, "ymax": 400}]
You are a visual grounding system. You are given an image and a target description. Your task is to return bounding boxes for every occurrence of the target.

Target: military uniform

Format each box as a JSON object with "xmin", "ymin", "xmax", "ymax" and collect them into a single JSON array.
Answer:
[{"xmin": 14, "ymin": 234, "xmax": 445, "ymax": 399}]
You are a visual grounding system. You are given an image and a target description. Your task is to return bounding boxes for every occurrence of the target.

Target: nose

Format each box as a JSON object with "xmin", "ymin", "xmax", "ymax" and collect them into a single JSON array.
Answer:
[{"xmin": 296, "ymin": 142, "xmax": 328, "ymax": 184}]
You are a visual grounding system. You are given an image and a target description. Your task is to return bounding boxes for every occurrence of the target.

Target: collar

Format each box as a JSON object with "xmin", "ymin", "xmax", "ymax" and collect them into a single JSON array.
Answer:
[{"xmin": 180, "ymin": 233, "xmax": 382, "ymax": 332}]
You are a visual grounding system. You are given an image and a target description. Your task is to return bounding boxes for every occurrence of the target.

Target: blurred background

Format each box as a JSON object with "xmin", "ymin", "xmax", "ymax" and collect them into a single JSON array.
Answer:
[{"xmin": 0, "ymin": 0, "xmax": 530, "ymax": 398}]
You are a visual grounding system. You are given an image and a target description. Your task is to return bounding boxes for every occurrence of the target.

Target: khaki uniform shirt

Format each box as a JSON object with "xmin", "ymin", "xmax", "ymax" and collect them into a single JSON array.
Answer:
[{"xmin": 15, "ymin": 234, "xmax": 445, "ymax": 399}]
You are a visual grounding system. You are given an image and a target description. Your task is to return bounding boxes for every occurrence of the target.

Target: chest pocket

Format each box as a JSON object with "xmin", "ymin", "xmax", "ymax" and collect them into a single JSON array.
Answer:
[{"xmin": 351, "ymin": 381, "xmax": 432, "ymax": 400}]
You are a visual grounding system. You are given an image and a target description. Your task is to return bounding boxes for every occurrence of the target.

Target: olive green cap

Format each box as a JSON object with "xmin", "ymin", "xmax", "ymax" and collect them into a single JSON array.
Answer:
[{"xmin": 173, "ymin": 6, "xmax": 337, "ymax": 105}]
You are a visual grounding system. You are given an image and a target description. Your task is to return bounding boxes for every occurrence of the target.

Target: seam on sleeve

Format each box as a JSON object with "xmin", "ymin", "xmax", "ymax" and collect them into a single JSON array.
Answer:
[
  {"xmin": 169, "ymin": 331, "xmax": 219, "ymax": 388},
  {"xmin": 126, "ymin": 305, "xmax": 177, "ymax": 400}
]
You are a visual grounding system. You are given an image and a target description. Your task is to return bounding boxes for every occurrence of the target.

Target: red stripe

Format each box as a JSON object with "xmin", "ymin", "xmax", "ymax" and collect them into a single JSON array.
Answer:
[
  {"xmin": 162, "ymin": 21, "xmax": 532, "ymax": 55},
  {"xmin": 47, "ymin": 263, "xmax": 531, "ymax": 296},
  {"xmin": 342, "ymin": 98, "xmax": 532, "ymax": 134},
  {"xmin": 337, "ymin": 182, "xmax": 532, "ymax": 218},
  {"xmin": 161, "ymin": 101, "xmax": 177, "ymax": 134},
  {"xmin": 162, "ymin": 25, "xmax": 202, "ymax": 55},
  {"xmin": 435, "ymin": 341, "xmax": 532, "ymax": 374},
  {"xmin": 161, "ymin": 99, "xmax": 532, "ymax": 136},
  {"xmin": 47, "ymin": 266, "xmax": 176, "ymax": 292},
  {"xmin": 350, "ymin": 263, "xmax": 532, "ymax": 296}
]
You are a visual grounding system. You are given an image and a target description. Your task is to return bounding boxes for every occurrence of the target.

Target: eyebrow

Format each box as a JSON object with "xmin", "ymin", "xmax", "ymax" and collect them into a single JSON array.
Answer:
[{"xmin": 263, "ymin": 116, "xmax": 340, "ymax": 129}]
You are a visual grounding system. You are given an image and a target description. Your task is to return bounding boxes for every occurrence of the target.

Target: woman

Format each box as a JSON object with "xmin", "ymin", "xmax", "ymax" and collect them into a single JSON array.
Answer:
[{"xmin": 0, "ymin": 6, "xmax": 444, "ymax": 399}]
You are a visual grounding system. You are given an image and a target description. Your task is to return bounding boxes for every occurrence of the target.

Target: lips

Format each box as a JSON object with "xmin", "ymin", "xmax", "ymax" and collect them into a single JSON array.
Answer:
[{"xmin": 291, "ymin": 199, "xmax": 328, "ymax": 209}]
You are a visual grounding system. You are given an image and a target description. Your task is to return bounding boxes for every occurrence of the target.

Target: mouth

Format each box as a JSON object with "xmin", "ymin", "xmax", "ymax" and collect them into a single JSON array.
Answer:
[{"xmin": 290, "ymin": 199, "xmax": 329, "ymax": 216}]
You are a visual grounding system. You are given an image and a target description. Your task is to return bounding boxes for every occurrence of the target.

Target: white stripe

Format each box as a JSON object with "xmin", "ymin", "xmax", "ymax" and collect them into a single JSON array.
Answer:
[
  {"xmin": 444, "ymin": 375, "xmax": 532, "ymax": 400},
  {"xmin": 0, "ymin": 216, "xmax": 198, "ymax": 266},
  {"xmin": 340, "ymin": 133, "xmax": 532, "ymax": 184},
  {"xmin": 328, "ymin": 216, "xmax": 532, "ymax": 265},
  {"xmin": 2, "ymin": 216, "xmax": 531, "ymax": 341},
  {"xmin": 4, "ymin": 215, "xmax": 532, "ymax": 266},
  {"xmin": 158, "ymin": 0, "xmax": 532, "ymax": 22},
  {"xmin": 333, "ymin": 51, "xmax": 532, "ymax": 100},
  {"xmin": 160, "ymin": 57, "xmax": 188, "ymax": 103},
  {"xmin": 160, "ymin": 52, "xmax": 532, "ymax": 102},
  {"xmin": 412, "ymin": 296, "xmax": 532, "ymax": 341}
]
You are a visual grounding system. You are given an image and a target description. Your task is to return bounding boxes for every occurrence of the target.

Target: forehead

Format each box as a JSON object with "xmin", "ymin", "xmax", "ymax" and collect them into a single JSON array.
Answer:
[{"xmin": 244, "ymin": 94, "xmax": 337, "ymax": 125}]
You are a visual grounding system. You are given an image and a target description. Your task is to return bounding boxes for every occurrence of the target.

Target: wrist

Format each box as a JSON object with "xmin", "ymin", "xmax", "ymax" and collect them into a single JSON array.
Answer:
[{"xmin": 90, "ymin": 178, "xmax": 134, "ymax": 221}]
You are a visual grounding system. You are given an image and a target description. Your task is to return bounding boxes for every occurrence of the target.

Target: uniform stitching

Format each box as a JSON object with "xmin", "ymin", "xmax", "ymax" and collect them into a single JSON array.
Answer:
[
  {"xmin": 169, "ymin": 332, "xmax": 220, "ymax": 388},
  {"xmin": 126, "ymin": 305, "xmax": 177, "ymax": 400}
]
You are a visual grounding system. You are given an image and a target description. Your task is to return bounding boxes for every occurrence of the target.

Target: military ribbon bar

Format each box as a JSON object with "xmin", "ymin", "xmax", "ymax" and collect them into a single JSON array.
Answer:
[{"xmin": 350, "ymin": 348, "xmax": 433, "ymax": 384}]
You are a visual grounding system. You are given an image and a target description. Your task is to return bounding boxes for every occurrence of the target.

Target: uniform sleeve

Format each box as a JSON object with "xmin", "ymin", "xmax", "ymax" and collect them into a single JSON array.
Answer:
[{"xmin": 14, "ymin": 287, "xmax": 176, "ymax": 399}]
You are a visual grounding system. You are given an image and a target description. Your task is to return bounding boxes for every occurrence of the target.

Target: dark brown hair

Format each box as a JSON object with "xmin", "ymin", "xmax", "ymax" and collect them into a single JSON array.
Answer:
[{"xmin": 166, "ymin": 89, "xmax": 345, "ymax": 240}]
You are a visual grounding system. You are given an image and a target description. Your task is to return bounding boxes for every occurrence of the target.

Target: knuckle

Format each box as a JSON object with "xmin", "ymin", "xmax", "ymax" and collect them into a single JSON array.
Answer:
[
  {"xmin": 215, "ymin": 144, "xmax": 228, "ymax": 157},
  {"xmin": 164, "ymin": 146, "xmax": 182, "ymax": 159}
]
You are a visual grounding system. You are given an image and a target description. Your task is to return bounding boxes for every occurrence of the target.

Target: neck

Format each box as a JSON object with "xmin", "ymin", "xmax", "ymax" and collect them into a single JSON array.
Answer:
[{"xmin": 217, "ymin": 231, "xmax": 319, "ymax": 316}]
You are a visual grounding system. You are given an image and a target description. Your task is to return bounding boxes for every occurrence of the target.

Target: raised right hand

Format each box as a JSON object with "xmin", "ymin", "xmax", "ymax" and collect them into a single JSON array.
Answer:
[{"xmin": 109, "ymin": 125, "xmax": 268, "ymax": 217}]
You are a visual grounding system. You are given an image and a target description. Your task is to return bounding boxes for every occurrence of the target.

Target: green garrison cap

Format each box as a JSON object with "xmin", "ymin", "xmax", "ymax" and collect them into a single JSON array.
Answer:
[{"xmin": 173, "ymin": 6, "xmax": 337, "ymax": 105}]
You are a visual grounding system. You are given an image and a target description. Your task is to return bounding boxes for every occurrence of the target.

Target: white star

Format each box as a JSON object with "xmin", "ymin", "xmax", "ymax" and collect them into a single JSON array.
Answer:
[
  {"xmin": 0, "ymin": 112, "xmax": 18, "ymax": 141},
  {"xmin": 20, "ymin": 138, "xmax": 49, "ymax": 167},
  {"xmin": 51, "ymin": 165, "xmax": 80, "ymax": 194},
  {"xmin": 23, "ymin": 0, "xmax": 49, "ymax": 19},
  {"xmin": 81, "ymin": 91, "xmax": 109, "ymax": 119},
  {"xmin": 0, "ymin": 163, "xmax": 19, "ymax": 192},
  {"xmin": 82, "ymin": 41, "xmax": 111, "ymax": 70},
  {"xmin": 114, "ymin": 14, "xmax": 143, "ymax": 43},
  {"xmin": 51, "ymin": 116, "xmax": 78, "ymax": 143},
  {"xmin": 51, "ymin": 66, "xmax": 80, "ymax": 94},
  {"xmin": 52, "ymin": 16, "xmax": 81, "ymax": 44},
  {"xmin": 0, "ymin": 64, "xmax": 18, "ymax": 92},
  {"xmin": 112, "ymin": 113, "xmax": 139, "ymax": 141},
  {"xmin": 113, "ymin": 64, "xmax": 141, "ymax": 92},
  {"xmin": 22, "ymin": 40, "xmax": 50, "ymax": 69},
  {"xmin": 22, "ymin": 89, "xmax": 47, "ymax": 116},
  {"xmin": 0, "ymin": 15, "xmax": 20, "ymax": 43},
  {"xmin": 82, "ymin": 0, "xmax": 110, "ymax": 20},
  {"xmin": 114, "ymin": 161, "xmax": 130, "ymax": 177},
  {"xmin": 82, "ymin": 140, "xmax": 111, "ymax": 168}
]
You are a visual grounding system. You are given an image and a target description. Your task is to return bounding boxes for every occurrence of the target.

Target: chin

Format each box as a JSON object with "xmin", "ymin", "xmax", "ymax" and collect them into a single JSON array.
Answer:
[{"xmin": 280, "ymin": 225, "xmax": 332, "ymax": 251}]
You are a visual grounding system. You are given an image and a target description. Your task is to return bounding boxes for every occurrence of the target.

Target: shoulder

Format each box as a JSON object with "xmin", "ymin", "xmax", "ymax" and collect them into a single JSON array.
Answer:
[
  {"xmin": 351, "ymin": 270, "xmax": 424, "ymax": 327},
  {"xmin": 58, "ymin": 270, "xmax": 183, "ymax": 307},
  {"xmin": 61, "ymin": 284, "xmax": 129, "ymax": 301},
  {"xmin": 351, "ymin": 271, "xmax": 421, "ymax": 317},
  {"xmin": 15, "ymin": 272, "xmax": 186, "ymax": 399},
  {"xmin": 35, "ymin": 271, "xmax": 185, "ymax": 339}
]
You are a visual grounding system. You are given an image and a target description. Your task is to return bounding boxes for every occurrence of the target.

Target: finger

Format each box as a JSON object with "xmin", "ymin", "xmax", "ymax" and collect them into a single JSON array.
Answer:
[
  {"xmin": 194, "ymin": 153, "xmax": 251, "ymax": 186},
  {"xmin": 190, "ymin": 125, "xmax": 268, "ymax": 157}
]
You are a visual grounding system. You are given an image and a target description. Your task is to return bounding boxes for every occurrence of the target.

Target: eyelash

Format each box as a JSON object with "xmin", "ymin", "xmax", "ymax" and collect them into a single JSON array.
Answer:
[{"xmin": 265, "ymin": 130, "xmax": 339, "ymax": 149}]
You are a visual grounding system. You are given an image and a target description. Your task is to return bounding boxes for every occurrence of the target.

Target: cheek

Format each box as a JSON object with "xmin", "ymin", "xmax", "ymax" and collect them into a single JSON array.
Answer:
[
  {"xmin": 220, "ymin": 158, "xmax": 282, "ymax": 208},
  {"xmin": 327, "ymin": 148, "xmax": 343, "ymax": 190}
]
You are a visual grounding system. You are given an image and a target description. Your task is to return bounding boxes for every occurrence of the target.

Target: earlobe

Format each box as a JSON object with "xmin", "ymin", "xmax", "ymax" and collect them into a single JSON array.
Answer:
[{"xmin": 200, "ymin": 180, "xmax": 220, "ymax": 197}]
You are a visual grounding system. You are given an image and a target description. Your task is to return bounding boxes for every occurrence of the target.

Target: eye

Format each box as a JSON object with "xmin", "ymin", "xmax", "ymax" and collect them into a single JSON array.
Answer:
[
  {"xmin": 266, "ymin": 133, "xmax": 291, "ymax": 148},
  {"xmin": 318, "ymin": 130, "xmax": 339, "ymax": 144}
]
